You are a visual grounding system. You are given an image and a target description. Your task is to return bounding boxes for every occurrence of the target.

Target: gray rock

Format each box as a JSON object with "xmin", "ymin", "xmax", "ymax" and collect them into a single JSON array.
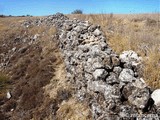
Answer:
[
  {"xmin": 111, "ymin": 55, "xmax": 120, "ymax": 66},
  {"xmin": 87, "ymin": 80, "xmax": 107, "ymax": 95},
  {"xmin": 132, "ymin": 78, "xmax": 147, "ymax": 89},
  {"xmin": 88, "ymin": 25, "xmax": 97, "ymax": 32},
  {"xmin": 120, "ymin": 50, "xmax": 142, "ymax": 69},
  {"xmin": 93, "ymin": 69, "xmax": 108, "ymax": 80},
  {"xmin": 121, "ymin": 83, "xmax": 136, "ymax": 100},
  {"xmin": 93, "ymin": 28, "xmax": 102, "ymax": 36},
  {"xmin": 113, "ymin": 67, "xmax": 122, "ymax": 75},
  {"xmin": 33, "ymin": 34, "xmax": 39, "ymax": 40},
  {"xmin": 74, "ymin": 26, "xmax": 83, "ymax": 32},
  {"xmin": 128, "ymin": 88, "xmax": 150, "ymax": 109},
  {"xmin": 106, "ymin": 73, "xmax": 119, "ymax": 84},
  {"xmin": 119, "ymin": 68, "xmax": 135, "ymax": 83},
  {"xmin": 91, "ymin": 103, "xmax": 102, "ymax": 119},
  {"xmin": 88, "ymin": 81, "xmax": 120, "ymax": 102},
  {"xmin": 65, "ymin": 24, "xmax": 72, "ymax": 31},
  {"xmin": 119, "ymin": 105, "xmax": 130, "ymax": 118}
]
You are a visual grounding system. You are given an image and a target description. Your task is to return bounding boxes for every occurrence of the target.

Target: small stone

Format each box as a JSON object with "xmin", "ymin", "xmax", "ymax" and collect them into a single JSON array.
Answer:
[
  {"xmin": 74, "ymin": 26, "xmax": 83, "ymax": 32},
  {"xmin": 88, "ymin": 25, "xmax": 97, "ymax": 32},
  {"xmin": 93, "ymin": 69, "xmax": 108, "ymax": 80},
  {"xmin": 6, "ymin": 91, "xmax": 11, "ymax": 99},
  {"xmin": 111, "ymin": 55, "xmax": 120, "ymax": 66},
  {"xmin": 19, "ymin": 46, "xmax": 28, "ymax": 53},
  {"xmin": 113, "ymin": 67, "xmax": 122, "ymax": 75},
  {"xmin": 65, "ymin": 24, "xmax": 72, "ymax": 31},
  {"xmin": 119, "ymin": 105, "xmax": 136, "ymax": 118},
  {"xmin": 132, "ymin": 78, "xmax": 147, "ymax": 89},
  {"xmin": 93, "ymin": 28, "xmax": 102, "ymax": 36},
  {"xmin": 33, "ymin": 34, "xmax": 39, "ymax": 40},
  {"xmin": 106, "ymin": 73, "xmax": 119, "ymax": 85},
  {"xmin": 87, "ymin": 81, "xmax": 107, "ymax": 93},
  {"xmin": 12, "ymin": 47, "xmax": 16, "ymax": 52}
]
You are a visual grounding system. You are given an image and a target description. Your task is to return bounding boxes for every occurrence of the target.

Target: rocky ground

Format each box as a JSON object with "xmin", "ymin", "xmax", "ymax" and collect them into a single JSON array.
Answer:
[{"xmin": 0, "ymin": 13, "xmax": 160, "ymax": 120}]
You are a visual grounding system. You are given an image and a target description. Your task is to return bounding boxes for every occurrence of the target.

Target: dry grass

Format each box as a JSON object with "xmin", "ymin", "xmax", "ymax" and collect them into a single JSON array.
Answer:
[
  {"xmin": 0, "ymin": 73, "xmax": 10, "ymax": 90},
  {"xmin": 0, "ymin": 72, "xmax": 10, "ymax": 102},
  {"xmin": 68, "ymin": 13, "xmax": 160, "ymax": 89},
  {"xmin": 56, "ymin": 98, "xmax": 91, "ymax": 120},
  {"xmin": 0, "ymin": 17, "xmax": 90, "ymax": 120}
]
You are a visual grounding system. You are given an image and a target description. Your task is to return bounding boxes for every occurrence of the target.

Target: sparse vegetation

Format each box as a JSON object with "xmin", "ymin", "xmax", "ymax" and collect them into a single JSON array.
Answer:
[{"xmin": 0, "ymin": 15, "xmax": 5, "ymax": 18}]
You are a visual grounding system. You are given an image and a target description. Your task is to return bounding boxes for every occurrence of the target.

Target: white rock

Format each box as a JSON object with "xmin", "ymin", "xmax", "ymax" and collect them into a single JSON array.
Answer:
[
  {"xmin": 6, "ymin": 91, "xmax": 11, "ymax": 99},
  {"xmin": 33, "ymin": 34, "xmax": 39, "ymax": 40},
  {"xmin": 119, "ymin": 68, "xmax": 135, "ymax": 83},
  {"xmin": 87, "ymin": 80, "xmax": 107, "ymax": 93},
  {"xmin": 74, "ymin": 26, "xmax": 83, "ymax": 32},
  {"xmin": 93, "ymin": 69, "xmax": 108, "ymax": 80},
  {"xmin": 93, "ymin": 28, "xmax": 102, "ymax": 36},
  {"xmin": 132, "ymin": 78, "xmax": 147, "ymax": 89},
  {"xmin": 12, "ymin": 47, "xmax": 16, "ymax": 52},
  {"xmin": 119, "ymin": 50, "xmax": 142, "ymax": 66},
  {"xmin": 151, "ymin": 89, "xmax": 160, "ymax": 107}
]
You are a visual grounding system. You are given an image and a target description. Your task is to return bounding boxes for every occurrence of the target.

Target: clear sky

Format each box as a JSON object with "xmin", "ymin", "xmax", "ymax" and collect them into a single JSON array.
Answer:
[{"xmin": 0, "ymin": 0, "xmax": 159, "ymax": 16}]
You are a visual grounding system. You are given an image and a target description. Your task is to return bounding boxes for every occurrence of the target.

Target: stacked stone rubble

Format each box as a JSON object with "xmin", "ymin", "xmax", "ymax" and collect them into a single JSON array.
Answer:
[{"xmin": 23, "ymin": 13, "xmax": 159, "ymax": 119}]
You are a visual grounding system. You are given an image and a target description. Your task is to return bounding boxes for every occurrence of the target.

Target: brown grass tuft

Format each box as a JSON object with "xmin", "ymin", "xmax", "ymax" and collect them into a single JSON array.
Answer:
[{"xmin": 56, "ymin": 98, "xmax": 91, "ymax": 120}]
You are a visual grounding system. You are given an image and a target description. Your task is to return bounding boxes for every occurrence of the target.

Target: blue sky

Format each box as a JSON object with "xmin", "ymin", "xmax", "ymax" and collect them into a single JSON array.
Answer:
[{"xmin": 0, "ymin": 0, "xmax": 159, "ymax": 16}]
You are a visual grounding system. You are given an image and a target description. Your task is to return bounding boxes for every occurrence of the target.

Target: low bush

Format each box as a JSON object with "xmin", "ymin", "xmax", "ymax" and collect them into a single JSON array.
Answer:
[{"xmin": 72, "ymin": 9, "xmax": 83, "ymax": 14}]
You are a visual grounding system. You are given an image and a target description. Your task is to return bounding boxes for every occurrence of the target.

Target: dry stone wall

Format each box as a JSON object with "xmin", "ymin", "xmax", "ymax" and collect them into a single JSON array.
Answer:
[{"xmin": 23, "ymin": 13, "xmax": 159, "ymax": 119}]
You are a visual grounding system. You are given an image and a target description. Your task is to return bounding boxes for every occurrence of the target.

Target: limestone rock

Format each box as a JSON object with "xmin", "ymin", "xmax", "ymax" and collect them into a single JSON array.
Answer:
[
  {"xmin": 106, "ymin": 73, "xmax": 119, "ymax": 85},
  {"xmin": 132, "ymin": 78, "xmax": 147, "ymax": 89},
  {"xmin": 151, "ymin": 89, "xmax": 160, "ymax": 107},
  {"xmin": 93, "ymin": 28, "xmax": 102, "ymax": 36},
  {"xmin": 120, "ymin": 50, "xmax": 142, "ymax": 69},
  {"xmin": 128, "ymin": 88, "xmax": 150, "ymax": 109},
  {"xmin": 93, "ymin": 69, "xmax": 108, "ymax": 80},
  {"xmin": 119, "ymin": 68, "xmax": 135, "ymax": 83},
  {"xmin": 6, "ymin": 91, "xmax": 11, "ymax": 99}
]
